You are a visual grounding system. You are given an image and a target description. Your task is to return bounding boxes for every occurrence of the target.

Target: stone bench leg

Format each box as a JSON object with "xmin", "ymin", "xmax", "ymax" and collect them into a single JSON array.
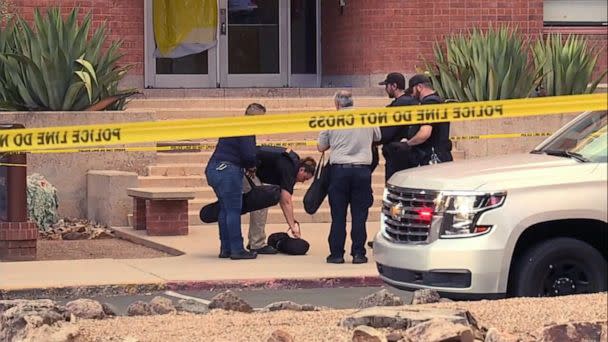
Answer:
[
  {"xmin": 132, "ymin": 198, "xmax": 189, "ymax": 236},
  {"xmin": 0, "ymin": 222, "xmax": 38, "ymax": 261}
]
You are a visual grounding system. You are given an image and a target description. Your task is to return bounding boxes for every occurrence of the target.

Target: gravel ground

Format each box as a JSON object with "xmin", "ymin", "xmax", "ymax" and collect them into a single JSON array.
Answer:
[
  {"xmin": 75, "ymin": 292, "xmax": 607, "ymax": 342},
  {"xmin": 36, "ymin": 239, "xmax": 171, "ymax": 260}
]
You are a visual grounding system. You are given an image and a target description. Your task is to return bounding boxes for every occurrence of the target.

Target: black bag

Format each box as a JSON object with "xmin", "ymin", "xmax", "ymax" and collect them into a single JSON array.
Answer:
[
  {"xmin": 199, "ymin": 176, "xmax": 281, "ymax": 223},
  {"xmin": 267, "ymin": 232, "xmax": 310, "ymax": 255},
  {"xmin": 303, "ymin": 152, "xmax": 330, "ymax": 215}
]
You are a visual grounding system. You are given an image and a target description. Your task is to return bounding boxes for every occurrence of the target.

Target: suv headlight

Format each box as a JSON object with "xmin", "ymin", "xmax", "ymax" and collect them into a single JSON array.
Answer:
[{"xmin": 435, "ymin": 191, "xmax": 506, "ymax": 238}]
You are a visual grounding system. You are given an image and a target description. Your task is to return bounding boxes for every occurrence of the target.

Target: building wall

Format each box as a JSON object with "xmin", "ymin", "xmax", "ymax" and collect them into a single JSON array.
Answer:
[
  {"xmin": 12, "ymin": 0, "xmax": 145, "ymax": 88},
  {"xmin": 321, "ymin": 0, "xmax": 607, "ymax": 87},
  {"xmin": 9, "ymin": 1, "xmax": 607, "ymax": 88}
]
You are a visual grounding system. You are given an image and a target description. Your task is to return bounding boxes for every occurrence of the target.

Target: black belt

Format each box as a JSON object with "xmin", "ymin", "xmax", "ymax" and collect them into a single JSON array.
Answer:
[{"xmin": 332, "ymin": 163, "xmax": 369, "ymax": 168}]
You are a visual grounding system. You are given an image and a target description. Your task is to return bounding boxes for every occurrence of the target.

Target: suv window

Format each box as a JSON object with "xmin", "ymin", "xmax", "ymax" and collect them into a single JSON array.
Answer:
[{"xmin": 533, "ymin": 111, "xmax": 607, "ymax": 163}]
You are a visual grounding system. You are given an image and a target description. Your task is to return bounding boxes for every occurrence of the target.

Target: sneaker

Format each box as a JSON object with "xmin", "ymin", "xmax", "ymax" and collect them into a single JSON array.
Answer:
[
  {"xmin": 326, "ymin": 255, "xmax": 345, "ymax": 264},
  {"xmin": 250, "ymin": 245, "xmax": 278, "ymax": 255},
  {"xmin": 218, "ymin": 250, "xmax": 231, "ymax": 259},
  {"xmin": 352, "ymin": 255, "xmax": 368, "ymax": 264},
  {"xmin": 230, "ymin": 250, "xmax": 257, "ymax": 260}
]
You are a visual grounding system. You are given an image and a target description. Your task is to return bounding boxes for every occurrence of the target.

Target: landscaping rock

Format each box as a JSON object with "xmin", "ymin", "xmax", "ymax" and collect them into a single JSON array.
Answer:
[
  {"xmin": 267, "ymin": 329, "xmax": 294, "ymax": 342},
  {"xmin": 484, "ymin": 327, "xmax": 520, "ymax": 342},
  {"xmin": 385, "ymin": 331, "xmax": 404, "ymax": 342},
  {"xmin": 0, "ymin": 299, "xmax": 74, "ymax": 342},
  {"xmin": 411, "ymin": 289, "xmax": 441, "ymax": 305},
  {"xmin": 62, "ymin": 231, "xmax": 88, "ymax": 240},
  {"xmin": 535, "ymin": 321, "xmax": 606, "ymax": 342},
  {"xmin": 65, "ymin": 298, "xmax": 105, "ymax": 319},
  {"xmin": 352, "ymin": 325, "xmax": 387, "ymax": 342},
  {"xmin": 341, "ymin": 306, "xmax": 475, "ymax": 330},
  {"xmin": 176, "ymin": 299, "xmax": 209, "ymax": 315},
  {"xmin": 357, "ymin": 289, "xmax": 404, "ymax": 308},
  {"xmin": 263, "ymin": 301, "xmax": 303, "ymax": 312},
  {"xmin": 149, "ymin": 296, "xmax": 176, "ymax": 315},
  {"xmin": 208, "ymin": 290, "xmax": 253, "ymax": 313},
  {"xmin": 126, "ymin": 301, "xmax": 152, "ymax": 316},
  {"xmin": 403, "ymin": 318, "xmax": 474, "ymax": 342},
  {"xmin": 101, "ymin": 303, "xmax": 118, "ymax": 317}
]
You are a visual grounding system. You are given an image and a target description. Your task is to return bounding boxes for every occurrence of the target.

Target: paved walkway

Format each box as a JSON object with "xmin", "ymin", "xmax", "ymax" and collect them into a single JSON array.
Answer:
[{"xmin": 0, "ymin": 223, "xmax": 380, "ymax": 291}]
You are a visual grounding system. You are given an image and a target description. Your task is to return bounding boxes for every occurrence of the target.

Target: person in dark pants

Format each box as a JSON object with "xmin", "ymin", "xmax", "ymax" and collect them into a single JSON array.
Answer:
[
  {"xmin": 374, "ymin": 72, "xmax": 419, "ymax": 180},
  {"xmin": 404, "ymin": 74, "xmax": 453, "ymax": 165},
  {"xmin": 204, "ymin": 104, "xmax": 261, "ymax": 260},
  {"xmin": 318, "ymin": 90, "xmax": 381, "ymax": 264}
]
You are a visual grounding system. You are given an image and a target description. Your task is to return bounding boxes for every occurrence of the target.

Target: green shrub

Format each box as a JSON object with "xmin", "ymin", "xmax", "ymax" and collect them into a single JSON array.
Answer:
[
  {"xmin": 0, "ymin": 8, "xmax": 134, "ymax": 111},
  {"xmin": 425, "ymin": 27, "xmax": 543, "ymax": 102},
  {"xmin": 533, "ymin": 34, "xmax": 608, "ymax": 96}
]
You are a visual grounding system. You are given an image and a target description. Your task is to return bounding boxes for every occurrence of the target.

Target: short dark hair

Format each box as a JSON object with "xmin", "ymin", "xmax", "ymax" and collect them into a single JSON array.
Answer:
[
  {"xmin": 245, "ymin": 103, "xmax": 266, "ymax": 115},
  {"xmin": 299, "ymin": 157, "xmax": 316, "ymax": 174}
]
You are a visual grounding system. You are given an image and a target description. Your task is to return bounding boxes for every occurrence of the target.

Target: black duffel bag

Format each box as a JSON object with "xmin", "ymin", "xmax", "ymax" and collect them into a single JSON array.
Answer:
[
  {"xmin": 303, "ymin": 152, "xmax": 330, "ymax": 215},
  {"xmin": 267, "ymin": 232, "xmax": 310, "ymax": 255},
  {"xmin": 199, "ymin": 176, "xmax": 281, "ymax": 223}
]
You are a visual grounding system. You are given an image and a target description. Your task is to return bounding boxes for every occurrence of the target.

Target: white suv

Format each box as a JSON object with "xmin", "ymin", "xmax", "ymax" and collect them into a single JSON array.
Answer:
[{"xmin": 373, "ymin": 110, "xmax": 607, "ymax": 299}]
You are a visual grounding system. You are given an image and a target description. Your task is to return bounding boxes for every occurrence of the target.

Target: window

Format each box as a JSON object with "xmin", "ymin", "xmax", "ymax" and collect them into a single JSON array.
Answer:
[{"xmin": 544, "ymin": 0, "xmax": 608, "ymax": 26}]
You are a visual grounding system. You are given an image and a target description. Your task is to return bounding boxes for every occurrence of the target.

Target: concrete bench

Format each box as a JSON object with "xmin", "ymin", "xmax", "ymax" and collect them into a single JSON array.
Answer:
[{"xmin": 127, "ymin": 188, "xmax": 195, "ymax": 236}]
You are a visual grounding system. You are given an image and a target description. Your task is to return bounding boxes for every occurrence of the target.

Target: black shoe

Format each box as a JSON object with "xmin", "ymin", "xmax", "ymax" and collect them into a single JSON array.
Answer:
[
  {"xmin": 230, "ymin": 250, "xmax": 257, "ymax": 260},
  {"xmin": 219, "ymin": 250, "xmax": 230, "ymax": 259},
  {"xmin": 367, "ymin": 241, "xmax": 374, "ymax": 249},
  {"xmin": 250, "ymin": 245, "xmax": 278, "ymax": 254},
  {"xmin": 326, "ymin": 255, "xmax": 345, "ymax": 264},
  {"xmin": 352, "ymin": 255, "xmax": 368, "ymax": 264}
]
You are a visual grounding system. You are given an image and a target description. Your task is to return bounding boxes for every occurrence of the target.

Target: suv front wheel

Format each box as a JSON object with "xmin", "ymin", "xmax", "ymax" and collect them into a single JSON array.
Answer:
[{"xmin": 510, "ymin": 237, "xmax": 607, "ymax": 297}]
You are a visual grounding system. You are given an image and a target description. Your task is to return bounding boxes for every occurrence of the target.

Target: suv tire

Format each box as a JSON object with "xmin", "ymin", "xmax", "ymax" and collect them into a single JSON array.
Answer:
[{"xmin": 510, "ymin": 237, "xmax": 607, "ymax": 297}]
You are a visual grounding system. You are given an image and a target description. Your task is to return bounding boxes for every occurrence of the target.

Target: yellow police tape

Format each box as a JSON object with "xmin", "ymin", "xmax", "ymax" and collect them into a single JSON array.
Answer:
[
  {"xmin": 0, "ymin": 132, "xmax": 554, "ymax": 167},
  {"xmin": 0, "ymin": 93, "xmax": 605, "ymax": 154}
]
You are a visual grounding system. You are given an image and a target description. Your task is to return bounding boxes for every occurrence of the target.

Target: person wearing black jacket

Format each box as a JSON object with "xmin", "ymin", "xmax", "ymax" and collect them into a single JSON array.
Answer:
[
  {"xmin": 404, "ymin": 74, "xmax": 453, "ymax": 165},
  {"xmin": 205, "ymin": 105, "xmax": 260, "ymax": 260},
  {"xmin": 375, "ymin": 72, "xmax": 419, "ymax": 180}
]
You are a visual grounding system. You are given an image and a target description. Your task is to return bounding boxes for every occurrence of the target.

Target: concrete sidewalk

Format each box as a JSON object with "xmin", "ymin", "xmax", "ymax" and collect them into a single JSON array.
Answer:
[{"xmin": 0, "ymin": 223, "xmax": 381, "ymax": 292}]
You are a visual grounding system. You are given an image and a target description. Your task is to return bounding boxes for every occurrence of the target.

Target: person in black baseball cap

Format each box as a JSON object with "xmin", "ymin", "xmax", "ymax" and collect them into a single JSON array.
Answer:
[
  {"xmin": 406, "ymin": 74, "xmax": 433, "ymax": 98},
  {"xmin": 378, "ymin": 72, "xmax": 406, "ymax": 97},
  {"xmin": 373, "ymin": 72, "xmax": 419, "ymax": 180}
]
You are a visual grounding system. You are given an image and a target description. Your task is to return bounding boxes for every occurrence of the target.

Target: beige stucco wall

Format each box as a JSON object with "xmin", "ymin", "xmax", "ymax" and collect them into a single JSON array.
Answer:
[{"xmin": 0, "ymin": 111, "xmax": 156, "ymax": 218}]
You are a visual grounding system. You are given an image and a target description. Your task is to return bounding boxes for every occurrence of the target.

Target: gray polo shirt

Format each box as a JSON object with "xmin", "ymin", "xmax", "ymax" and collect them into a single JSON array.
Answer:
[{"xmin": 317, "ymin": 109, "xmax": 381, "ymax": 165}]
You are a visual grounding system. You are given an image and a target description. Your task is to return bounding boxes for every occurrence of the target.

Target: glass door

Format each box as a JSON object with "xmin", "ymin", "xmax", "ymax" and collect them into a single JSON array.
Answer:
[
  {"xmin": 144, "ymin": 0, "xmax": 217, "ymax": 88},
  {"xmin": 218, "ymin": 0, "xmax": 288, "ymax": 87},
  {"xmin": 289, "ymin": 0, "xmax": 320, "ymax": 87}
]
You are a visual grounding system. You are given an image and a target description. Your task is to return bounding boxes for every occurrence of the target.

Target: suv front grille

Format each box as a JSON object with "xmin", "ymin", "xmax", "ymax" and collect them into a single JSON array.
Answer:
[{"xmin": 382, "ymin": 186, "xmax": 438, "ymax": 243}]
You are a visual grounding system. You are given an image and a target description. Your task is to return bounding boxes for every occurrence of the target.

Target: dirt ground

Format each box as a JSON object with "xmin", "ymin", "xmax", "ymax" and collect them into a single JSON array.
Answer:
[
  {"xmin": 36, "ymin": 239, "xmax": 171, "ymax": 260},
  {"xmin": 75, "ymin": 292, "xmax": 607, "ymax": 342}
]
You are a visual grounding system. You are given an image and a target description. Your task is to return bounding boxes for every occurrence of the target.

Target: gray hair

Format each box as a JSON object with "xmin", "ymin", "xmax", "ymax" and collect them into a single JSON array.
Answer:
[{"xmin": 334, "ymin": 90, "xmax": 353, "ymax": 108}]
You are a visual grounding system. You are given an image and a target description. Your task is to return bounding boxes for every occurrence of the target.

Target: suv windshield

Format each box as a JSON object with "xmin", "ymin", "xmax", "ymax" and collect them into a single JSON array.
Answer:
[{"xmin": 533, "ymin": 111, "xmax": 607, "ymax": 163}]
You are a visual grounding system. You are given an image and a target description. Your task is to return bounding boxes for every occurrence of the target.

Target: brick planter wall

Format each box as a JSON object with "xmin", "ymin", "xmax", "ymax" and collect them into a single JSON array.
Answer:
[{"xmin": 0, "ymin": 222, "xmax": 38, "ymax": 261}]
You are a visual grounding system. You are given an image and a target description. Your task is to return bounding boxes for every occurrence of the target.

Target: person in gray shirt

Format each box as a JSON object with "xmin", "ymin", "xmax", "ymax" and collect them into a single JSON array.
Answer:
[{"xmin": 318, "ymin": 90, "xmax": 381, "ymax": 264}]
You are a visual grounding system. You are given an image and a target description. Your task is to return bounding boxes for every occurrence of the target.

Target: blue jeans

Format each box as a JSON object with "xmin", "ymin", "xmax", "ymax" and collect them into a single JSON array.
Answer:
[
  {"xmin": 205, "ymin": 160, "xmax": 245, "ymax": 254},
  {"xmin": 327, "ymin": 165, "xmax": 373, "ymax": 257}
]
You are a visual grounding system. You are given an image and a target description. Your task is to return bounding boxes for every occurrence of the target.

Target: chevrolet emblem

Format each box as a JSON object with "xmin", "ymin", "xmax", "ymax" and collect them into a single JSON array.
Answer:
[{"xmin": 390, "ymin": 203, "xmax": 404, "ymax": 220}]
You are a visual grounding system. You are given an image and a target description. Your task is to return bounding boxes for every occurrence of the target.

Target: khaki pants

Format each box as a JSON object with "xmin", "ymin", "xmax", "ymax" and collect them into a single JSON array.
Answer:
[{"xmin": 243, "ymin": 175, "xmax": 269, "ymax": 249}]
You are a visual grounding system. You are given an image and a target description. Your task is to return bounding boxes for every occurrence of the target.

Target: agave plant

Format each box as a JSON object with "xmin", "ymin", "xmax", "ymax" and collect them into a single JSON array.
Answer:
[
  {"xmin": 0, "ymin": 8, "xmax": 135, "ymax": 111},
  {"xmin": 533, "ymin": 34, "xmax": 608, "ymax": 96},
  {"xmin": 425, "ymin": 27, "xmax": 543, "ymax": 102}
]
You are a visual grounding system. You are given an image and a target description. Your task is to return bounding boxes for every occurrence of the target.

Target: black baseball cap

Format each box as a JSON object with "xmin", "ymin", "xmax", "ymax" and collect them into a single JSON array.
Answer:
[
  {"xmin": 407, "ymin": 74, "xmax": 432, "ymax": 92},
  {"xmin": 378, "ymin": 72, "xmax": 406, "ymax": 90}
]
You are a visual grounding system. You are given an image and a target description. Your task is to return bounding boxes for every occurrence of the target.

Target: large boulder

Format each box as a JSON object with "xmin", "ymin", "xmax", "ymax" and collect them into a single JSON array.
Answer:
[
  {"xmin": 126, "ymin": 301, "xmax": 152, "ymax": 316},
  {"xmin": 402, "ymin": 318, "xmax": 475, "ymax": 342},
  {"xmin": 535, "ymin": 321, "xmax": 606, "ymax": 342},
  {"xmin": 208, "ymin": 290, "xmax": 253, "ymax": 313},
  {"xmin": 149, "ymin": 296, "xmax": 176, "ymax": 315},
  {"xmin": 411, "ymin": 289, "xmax": 441, "ymax": 305},
  {"xmin": 357, "ymin": 289, "xmax": 404, "ymax": 309},
  {"xmin": 65, "ymin": 298, "xmax": 105, "ymax": 319},
  {"xmin": 0, "ymin": 299, "xmax": 77, "ymax": 342},
  {"xmin": 341, "ymin": 306, "xmax": 476, "ymax": 330},
  {"xmin": 26, "ymin": 173, "xmax": 59, "ymax": 232}
]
